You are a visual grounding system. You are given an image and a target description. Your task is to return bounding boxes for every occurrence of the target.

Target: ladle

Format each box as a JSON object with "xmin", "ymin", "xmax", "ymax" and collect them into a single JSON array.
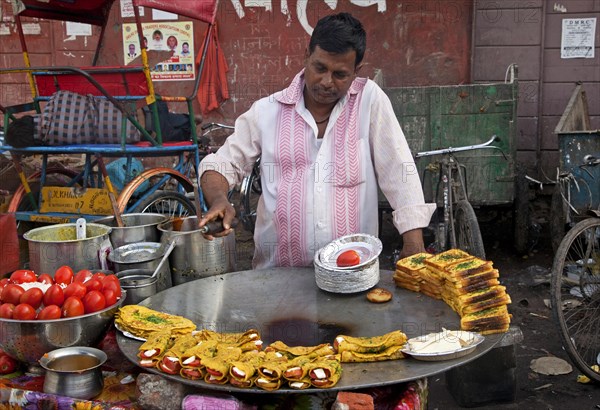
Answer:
[
  {"xmin": 151, "ymin": 241, "xmax": 176, "ymax": 279},
  {"xmin": 76, "ymin": 218, "xmax": 86, "ymax": 240}
]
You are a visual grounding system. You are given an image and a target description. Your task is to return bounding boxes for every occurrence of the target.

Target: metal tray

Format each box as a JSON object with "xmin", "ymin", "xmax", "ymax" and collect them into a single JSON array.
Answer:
[
  {"xmin": 117, "ymin": 267, "xmax": 503, "ymax": 394},
  {"xmin": 401, "ymin": 332, "xmax": 485, "ymax": 361}
]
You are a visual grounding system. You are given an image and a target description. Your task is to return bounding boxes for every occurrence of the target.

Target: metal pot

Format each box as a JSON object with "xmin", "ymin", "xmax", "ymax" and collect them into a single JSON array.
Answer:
[
  {"xmin": 95, "ymin": 213, "xmax": 167, "ymax": 248},
  {"xmin": 39, "ymin": 346, "xmax": 106, "ymax": 400},
  {"xmin": 23, "ymin": 223, "xmax": 112, "ymax": 276},
  {"xmin": 108, "ymin": 242, "xmax": 172, "ymax": 291},
  {"xmin": 117, "ymin": 269, "xmax": 159, "ymax": 305},
  {"xmin": 158, "ymin": 216, "xmax": 236, "ymax": 285}
]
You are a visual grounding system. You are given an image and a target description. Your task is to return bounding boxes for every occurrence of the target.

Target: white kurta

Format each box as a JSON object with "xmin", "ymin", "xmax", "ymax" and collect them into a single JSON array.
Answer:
[{"xmin": 200, "ymin": 71, "xmax": 435, "ymax": 269}]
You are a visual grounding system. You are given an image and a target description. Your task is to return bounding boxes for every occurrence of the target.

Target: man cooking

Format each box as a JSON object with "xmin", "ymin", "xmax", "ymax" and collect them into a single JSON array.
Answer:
[{"xmin": 198, "ymin": 12, "xmax": 435, "ymax": 269}]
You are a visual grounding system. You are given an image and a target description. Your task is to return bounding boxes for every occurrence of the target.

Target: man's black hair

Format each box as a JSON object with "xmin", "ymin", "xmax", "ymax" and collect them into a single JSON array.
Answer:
[
  {"xmin": 308, "ymin": 12, "xmax": 366, "ymax": 67},
  {"xmin": 5, "ymin": 115, "xmax": 37, "ymax": 148}
]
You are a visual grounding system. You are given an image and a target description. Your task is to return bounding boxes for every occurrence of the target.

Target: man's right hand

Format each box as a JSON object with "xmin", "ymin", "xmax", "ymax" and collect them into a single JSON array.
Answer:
[{"xmin": 198, "ymin": 170, "xmax": 236, "ymax": 240}]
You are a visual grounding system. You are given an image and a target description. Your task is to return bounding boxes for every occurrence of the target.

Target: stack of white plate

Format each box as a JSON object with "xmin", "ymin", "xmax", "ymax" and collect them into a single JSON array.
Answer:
[{"xmin": 314, "ymin": 233, "xmax": 383, "ymax": 293}]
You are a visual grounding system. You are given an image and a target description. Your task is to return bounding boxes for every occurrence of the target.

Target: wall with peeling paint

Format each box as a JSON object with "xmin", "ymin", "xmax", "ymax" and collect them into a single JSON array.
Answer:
[{"xmin": 0, "ymin": 0, "xmax": 472, "ymax": 122}]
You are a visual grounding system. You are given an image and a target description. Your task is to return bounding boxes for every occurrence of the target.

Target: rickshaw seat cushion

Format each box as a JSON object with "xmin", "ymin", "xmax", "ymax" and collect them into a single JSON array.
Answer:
[
  {"xmin": 34, "ymin": 66, "xmax": 149, "ymax": 98},
  {"xmin": 35, "ymin": 90, "xmax": 141, "ymax": 145}
]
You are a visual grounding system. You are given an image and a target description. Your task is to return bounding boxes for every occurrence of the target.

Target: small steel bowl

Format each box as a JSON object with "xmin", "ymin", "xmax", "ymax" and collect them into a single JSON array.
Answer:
[
  {"xmin": 39, "ymin": 346, "xmax": 107, "ymax": 399},
  {"xmin": 0, "ymin": 293, "xmax": 125, "ymax": 372}
]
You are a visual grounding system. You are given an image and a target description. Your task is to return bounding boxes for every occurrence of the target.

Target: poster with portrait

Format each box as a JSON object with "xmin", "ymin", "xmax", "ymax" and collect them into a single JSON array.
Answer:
[{"xmin": 122, "ymin": 21, "xmax": 195, "ymax": 81}]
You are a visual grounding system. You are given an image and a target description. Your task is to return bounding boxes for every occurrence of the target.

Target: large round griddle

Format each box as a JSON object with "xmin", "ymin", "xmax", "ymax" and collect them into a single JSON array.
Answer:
[{"xmin": 117, "ymin": 267, "xmax": 503, "ymax": 393}]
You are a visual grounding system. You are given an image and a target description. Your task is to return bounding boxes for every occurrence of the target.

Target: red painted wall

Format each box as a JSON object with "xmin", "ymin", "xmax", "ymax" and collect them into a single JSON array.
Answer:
[{"xmin": 0, "ymin": 1, "xmax": 472, "ymax": 123}]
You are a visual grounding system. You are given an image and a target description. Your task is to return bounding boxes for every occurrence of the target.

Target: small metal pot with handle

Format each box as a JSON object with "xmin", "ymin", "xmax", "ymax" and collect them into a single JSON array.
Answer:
[{"xmin": 39, "ymin": 347, "xmax": 106, "ymax": 400}]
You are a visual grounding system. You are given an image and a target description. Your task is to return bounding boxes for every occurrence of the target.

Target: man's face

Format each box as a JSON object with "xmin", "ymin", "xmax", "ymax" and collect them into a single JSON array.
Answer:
[
  {"xmin": 129, "ymin": 45, "xmax": 135, "ymax": 53},
  {"xmin": 182, "ymin": 44, "xmax": 189, "ymax": 52},
  {"xmin": 303, "ymin": 45, "xmax": 358, "ymax": 106}
]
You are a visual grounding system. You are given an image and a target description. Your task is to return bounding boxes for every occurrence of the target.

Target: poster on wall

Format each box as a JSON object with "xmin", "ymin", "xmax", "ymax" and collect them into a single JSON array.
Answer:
[
  {"xmin": 122, "ymin": 21, "xmax": 195, "ymax": 81},
  {"xmin": 561, "ymin": 18, "xmax": 596, "ymax": 59}
]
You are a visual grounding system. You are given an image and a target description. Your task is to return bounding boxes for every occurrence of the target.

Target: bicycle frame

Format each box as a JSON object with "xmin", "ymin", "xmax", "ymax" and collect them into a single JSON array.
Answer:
[{"xmin": 416, "ymin": 135, "xmax": 503, "ymax": 257}]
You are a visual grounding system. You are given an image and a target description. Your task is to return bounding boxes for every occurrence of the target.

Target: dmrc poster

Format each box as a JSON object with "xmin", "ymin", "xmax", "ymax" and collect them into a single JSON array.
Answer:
[{"xmin": 122, "ymin": 21, "xmax": 195, "ymax": 81}]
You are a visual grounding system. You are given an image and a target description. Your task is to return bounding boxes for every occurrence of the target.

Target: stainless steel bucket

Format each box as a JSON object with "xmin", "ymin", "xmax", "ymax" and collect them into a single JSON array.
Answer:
[
  {"xmin": 158, "ymin": 216, "xmax": 236, "ymax": 285},
  {"xmin": 94, "ymin": 213, "xmax": 167, "ymax": 248},
  {"xmin": 23, "ymin": 223, "xmax": 112, "ymax": 276},
  {"xmin": 108, "ymin": 242, "xmax": 172, "ymax": 291},
  {"xmin": 116, "ymin": 269, "xmax": 158, "ymax": 305}
]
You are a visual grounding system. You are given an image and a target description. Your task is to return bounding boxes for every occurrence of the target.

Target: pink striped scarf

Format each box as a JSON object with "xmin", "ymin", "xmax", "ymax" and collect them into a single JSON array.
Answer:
[{"xmin": 274, "ymin": 76, "xmax": 367, "ymax": 266}]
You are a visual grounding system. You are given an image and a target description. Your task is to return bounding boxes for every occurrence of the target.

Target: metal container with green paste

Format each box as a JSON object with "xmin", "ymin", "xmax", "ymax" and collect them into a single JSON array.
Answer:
[{"xmin": 24, "ymin": 223, "xmax": 112, "ymax": 275}]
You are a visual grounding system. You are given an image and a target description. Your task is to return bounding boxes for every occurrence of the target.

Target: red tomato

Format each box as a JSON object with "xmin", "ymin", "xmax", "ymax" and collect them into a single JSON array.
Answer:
[
  {"xmin": 0, "ymin": 303, "xmax": 15, "ymax": 319},
  {"xmin": 0, "ymin": 278, "xmax": 10, "ymax": 289},
  {"xmin": 1, "ymin": 284, "xmax": 25, "ymax": 305},
  {"xmin": 43, "ymin": 284, "xmax": 65, "ymax": 307},
  {"xmin": 13, "ymin": 303, "xmax": 36, "ymax": 320},
  {"xmin": 336, "ymin": 250, "xmax": 361, "ymax": 267},
  {"xmin": 37, "ymin": 274, "xmax": 54, "ymax": 285},
  {"xmin": 102, "ymin": 279, "xmax": 122, "ymax": 298},
  {"xmin": 63, "ymin": 282, "xmax": 87, "ymax": 300},
  {"xmin": 91, "ymin": 272, "xmax": 106, "ymax": 283},
  {"xmin": 103, "ymin": 289, "xmax": 118, "ymax": 307},
  {"xmin": 19, "ymin": 288, "xmax": 44, "ymax": 310},
  {"xmin": 73, "ymin": 269, "xmax": 93, "ymax": 283},
  {"xmin": 54, "ymin": 265, "xmax": 74, "ymax": 285},
  {"xmin": 62, "ymin": 296, "xmax": 84, "ymax": 318},
  {"xmin": 37, "ymin": 305, "xmax": 62, "ymax": 320},
  {"xmin": 10, "ymin": 270, "xmax": 36, "ymax": 284},
  {"xmin": 0, "ymin": 354, "xmax": 18, "ymax": 374},
  {"xmin": 84, "ymin": 278, "xmax": 103, "ymax": 293},
  {"xmin": 82, "ymin": 290, "xmax": 106, "ymax": 314}
]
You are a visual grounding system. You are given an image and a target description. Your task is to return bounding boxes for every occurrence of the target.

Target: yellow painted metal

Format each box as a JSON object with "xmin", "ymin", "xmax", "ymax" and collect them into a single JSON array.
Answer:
[
  {"xmin": 39, "ymin": 187, "xmax": 113, "ymax": 215},
  {"xmin": 30, "ymin": 215, "xmax": 72, "ymax": 224}
]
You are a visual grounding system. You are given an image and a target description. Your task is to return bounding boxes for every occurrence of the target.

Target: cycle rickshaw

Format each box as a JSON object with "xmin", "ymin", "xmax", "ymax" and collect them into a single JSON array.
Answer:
[
  {"xmin": 550, "ymin": 83, "xmax": 600, "ymax": 383},
  {"xmin": 0, "ymin": 0, "xmax": 220, "ymax": 225}
]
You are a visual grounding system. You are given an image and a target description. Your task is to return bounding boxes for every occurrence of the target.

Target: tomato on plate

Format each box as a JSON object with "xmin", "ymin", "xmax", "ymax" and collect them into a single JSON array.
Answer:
[
  {"xmin": 336, "ymin": 249, "xmax": 361, "ymax": 267},
  {"xmin": 62, "ymin": 296, "xmax": 84, "ymax": 318},
  {"xmin": 83, "ymin": 290, "xmax": 106, "ymax": 314},
  {"xmin": 1, "ymin": 284, "xmax": 25, "ymax": 305},
  {"xmin": 10, "ymin": 270, "xmax": 36, "ymax": 284},
  {"xmin": 43, "ymin": 284, "xmax": 65, "ymax": 307},
  {"xmin": 63, "ymin": 282, "xmax": 87, "ymax": 300},
  {"xmin": 37, "ymin": 304, "xmax": 62, "ymax": 320},
  {"xmin": 37, "ymin": 273, "xmax": 54, "ymax": 285},
  {"xmin": 13, "ymin": 303, "xmax": 36, "ymax": 320},
  {"xmin": 0, "ymin": 303, "xmax": 15, "ymax": 319},
  {"xmin": 20, "ymin": 288, "xmax": 44, "ymax": 310},
  {"xmin": 54, "ymin": 265, "xmax": 74, "ymax": 285},
  {"xmin": 73, "ymin": 269, "xmax": 93, "ymax": 283}
]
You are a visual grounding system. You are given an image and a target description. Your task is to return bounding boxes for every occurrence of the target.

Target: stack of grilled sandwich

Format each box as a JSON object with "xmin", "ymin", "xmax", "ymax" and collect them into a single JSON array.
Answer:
[{"xmin": 394, "ymin": 249, "xmax": 511, "ymax": 335}]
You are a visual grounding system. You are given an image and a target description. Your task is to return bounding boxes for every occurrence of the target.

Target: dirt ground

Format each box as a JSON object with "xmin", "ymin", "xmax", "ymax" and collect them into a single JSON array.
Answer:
[{"xmin": 233, "ymin": 195, "xmax": 600, "ymax": 409}]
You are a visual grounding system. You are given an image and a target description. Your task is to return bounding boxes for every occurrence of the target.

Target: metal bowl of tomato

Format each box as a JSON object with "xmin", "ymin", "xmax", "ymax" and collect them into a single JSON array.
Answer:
[{"xmin": 0, "ymin": 268, "xmax": 126, "ymax": 371}]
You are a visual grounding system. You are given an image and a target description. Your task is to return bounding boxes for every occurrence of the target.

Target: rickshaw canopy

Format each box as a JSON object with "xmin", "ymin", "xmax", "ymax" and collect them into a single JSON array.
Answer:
[{"xmin": 11, "ymin": 0, "xmax": 218, "ymax": 25}]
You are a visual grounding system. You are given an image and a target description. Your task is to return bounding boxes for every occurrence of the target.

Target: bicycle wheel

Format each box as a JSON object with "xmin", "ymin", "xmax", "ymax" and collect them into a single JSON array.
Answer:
[
  {"xmin": 452, "ymin": 200, "xmax": 486, "ymax": 259},
  {"xmin": 131, "ymin": 191, "xmax": 196, "ymax": 217},
  {"xmin": 117, "ymin": 167, "xmax": 195, "ymax": 214},
  {"xmin": 239, "ymin": 158, "xmax": 260, "ymax": 233},
  {"xmin": 551, "ymin": 217, "xmax": 600, "ymax": 383}
]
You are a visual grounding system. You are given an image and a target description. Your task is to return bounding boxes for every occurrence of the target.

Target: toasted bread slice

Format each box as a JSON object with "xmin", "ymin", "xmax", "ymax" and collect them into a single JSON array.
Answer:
[
  {"xmin": 456, "ymin": 285, "xmax": 508, "ymax": 305},
  {"xmin": 460, "ymin": 305, "xmax": 511, "ymax": 328},
  {"xmin": 447, "ymin": 269, "xmax": 500, "ymax": 286},
  {"xmin": 464, "ymin": 322, "xmax": 511, "ymax": 335},
  {"xmin": 444, "ymin": 258, "xmax": 494, "ymax": 279},
  {"xmin": 395, "ymin": 252, "xmax": 433, "ymax": 275},
  {"xmin": 423, "ymin": 249, "xmax": 473, "ymax": 271},
  {"xmin": 460, "ymin": 294, "xmax": 512, "ymax": 315},
  {"xmin": 443, "ymin": 278, "xmax": 501, "ymax": 296}
]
